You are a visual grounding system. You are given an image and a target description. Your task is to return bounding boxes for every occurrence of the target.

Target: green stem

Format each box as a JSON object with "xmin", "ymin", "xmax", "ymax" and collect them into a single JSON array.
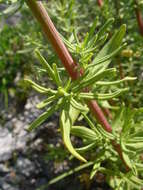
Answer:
[{"xmin": 38, "ymin": 162, "xmax": 94, "ymax": 189}]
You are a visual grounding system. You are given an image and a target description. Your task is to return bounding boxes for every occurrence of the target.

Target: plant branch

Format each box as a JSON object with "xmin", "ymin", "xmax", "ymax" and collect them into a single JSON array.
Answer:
[
  {"xmin": 134, "ymin": 0, "xmax": 143, "ymax": 36},
  {"xmin": 26, "ymin": 0, "xmax": 129, "ymax": 170},
  {"xmin": 26, "ymin": 0, "xmax": 112, "ymax": 133},
  {"xmin": 26, "ymin": 0, "xmax": 78, "ymax": 80},
  {"xmin": 97, "ymin": 0, "xmax": 103, "ymax": 7}
]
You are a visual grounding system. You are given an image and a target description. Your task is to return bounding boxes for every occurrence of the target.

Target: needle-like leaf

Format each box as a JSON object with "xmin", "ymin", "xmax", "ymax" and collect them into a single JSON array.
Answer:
[
  {"xmin": 97, "ymin": 18, "xmax": 114, "ymax": 39},
  {"xmin": 24, "ymin": 79, "xmax": 57, "ymax": 94},
  {"xmin": 60, "ymin": 109, "xmax": 87, "ymax": 162},
  {"xmin": 71, "ymin": 126, "xmax": 98, "ymax": 142},
  {"xmin": 35, "ymin": 49, "xmax": 56, "ymax": 83},
  {"xmin": 28, "ymin": 104, "xmax": 57, "ymax": 131},
  {"xmin": 53, "ymin": 63, "xmax": 62, "ymax": 86}
]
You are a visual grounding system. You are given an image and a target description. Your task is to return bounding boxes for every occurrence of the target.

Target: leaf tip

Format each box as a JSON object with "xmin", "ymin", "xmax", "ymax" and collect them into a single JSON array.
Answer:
[
  {"xmin": 109, "ymin": 17, "xmax": 115, "ymax": 23},
  {"xmin": 121, "ymin": 24, "xmax": 126, "ymax": 32}
]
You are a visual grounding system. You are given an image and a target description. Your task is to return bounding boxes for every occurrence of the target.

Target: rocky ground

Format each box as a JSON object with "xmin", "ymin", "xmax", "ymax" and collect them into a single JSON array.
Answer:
[
  {"xmin": 0, "ymin": 94, "xmax": 68, "ymax": 190},
  {"xmin": 0, "ymin": 93, "xmax": 111, "ymax": 190}
]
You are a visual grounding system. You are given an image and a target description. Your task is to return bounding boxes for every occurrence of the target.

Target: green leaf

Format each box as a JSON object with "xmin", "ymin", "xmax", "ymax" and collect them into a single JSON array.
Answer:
[
  {"xmin": 130, "ymin": 175, "xmax": 143, "ymax": 187},
  {"xmin": 38, "ymin": 162, "xmax": 94, "ymax": 189},
  {"xmin": 127, "ymin": 137, "xmax": 143, "ymax": 143},
  {"xmin": 121, "ymin": 108, "xmax": 134, "ymax": 137},
  {"xmin": 124, "ymin": 174, "xmax": 143, "ymax": 189},
  {"xmin": 130, "ymin": 129, "xmax": 143, "ymax": 139},
  {"xmin": 79, "ymin": 88, "xmax": 128, "ymax": 100},
  {"xmin": 35, "ymin": 49, "xmax": 56, "ymax": 83},
  {"xmin": 125, "ymin": 142, "xmax": 143, "ymax": 150},
  {"xmin": 96, "ymin": 88, "xmax": 129, "ymax": 100},
  {"xmin": 97, "ymin": 18, "xmax": 114, "ymax": 39},
  {"xmin": 60, "ymin": 34, "xmax": 75, "ymax": 52},
  {"xmin": 112, "ymin": 108, "xmax": 124, "ymax": 129},
  {"xmin": 71, "ymin": 126, "xmax": 98, "ymax": 142},
  {"xmin": 91, "ymin": 24, "xmax": 126, "ymax": 74},
  {"xmin": 135, "ymin": 163, "xmax": 143, "ymax": 171},
  {"xmin": 71, "ymin": 69, "xmax": 90, "ymax": 89},
  {"xmin": 28, "ymin": 104, "xmax": 57, "ymax": 131},
  {"xmin": 73, "ymin": 29, "xmax": 80, "ymax": 45},
  {"xmin": 96, "ymin": 77, "xmax": 136, "ymax": 86},
  {"xmin": 60, "ymin": 110, "xmax": 87, "ymax": 162},
  {"xmin": 82, "ymin": 113, "xmax": 101, "ymax": 135},
  {"xmin": 70, "ymin": 98, "xmax": 89, "ymax": 112},
  {"xmin": 36, "ymin": 95, "xmax": 58, "ymax": 109},
  {"xmin": 81, "ymin": 32, "xmax": 89, "ymax": 48},
  {"xmin": 100, "ymin": 101, "xmax": 119, "ymax": 110},
  {"xmin": 68, "ymin": 105, "xmax": 80, "ymax": 125},
  {"xmin": 24, "ymin": 79, "xmax": 56, "ymax": 94},
  {"xmin": 76, "ymin": 142, "xmax": 96, "ymax": 153},
  {"xmin": 87, "ymin": 18, "xmax": 98, "ymax": 42},
  {"xmin": 95, "ymin": 33, "xmax": 109, "ymax": 49},
  {"xmin": 52, "ymin": 63, "xmax": 62, "ymax": 86},
  {"xmin": 96, "ymin": 124, "xmax": 115, "ymax": 140},
  {"xmin": 64, "ymin": 78, "xmax": 72, "ymax": 91},
  {"xmin": 73, "ymin": 68, "xmax": 116, "ymax": 92},
  {"xmin": 90, "ymin": 162, "xmax": 101, "ymax": 179},
  {"xmin": 122, "ymin": 151, "xmax": 132, "ymax": 169},
  {"xmin": 87, "ymin": 44, "xmax": 126, "ymax": 69},
  {"xmin": 120, "ymin": 139, "xmax": 135, "ymax": 154},
  {"xmin": 86, "ymin": 34, "xmax": 98, "ymax": 49}
]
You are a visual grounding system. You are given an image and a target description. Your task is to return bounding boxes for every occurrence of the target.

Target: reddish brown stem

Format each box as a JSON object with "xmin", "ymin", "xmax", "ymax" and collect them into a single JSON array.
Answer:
[
  {"xmin": 102, "ymin": 107, "xmax": 113, "ymax": 120},
  {"xmin": 26, "ymin": 0, "xmax": 78, "ymax": 80},
  {"xmin": 118, "ymin": 61, "xmax": 125, "ymax": 79},
  {"xmin": 26, "ymin": 0, "xmax": 129, "ymax": 170},
  {"xmin": 111, "ymin": 140, "xmax": 130, "ymax": 171},
  {"xmin": 135, "ymin": 1, "xmax": 143, "ymax": 36},
  {"xmin": 97, "ymin": 0, "xmax": 103, "ymax": 7},
  {"xmin": 26, "ymin": 0, "xmax": 112, "ymax": 133},
  {"xmin": 88, "ymin": 101, "xmax": 112, "ymax": 132}
]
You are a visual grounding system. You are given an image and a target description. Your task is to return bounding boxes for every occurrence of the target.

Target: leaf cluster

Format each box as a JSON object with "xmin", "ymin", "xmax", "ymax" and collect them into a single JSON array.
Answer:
[{"xmin": 25, "ymin": 18, "xmax": 143, "ymax": 189}]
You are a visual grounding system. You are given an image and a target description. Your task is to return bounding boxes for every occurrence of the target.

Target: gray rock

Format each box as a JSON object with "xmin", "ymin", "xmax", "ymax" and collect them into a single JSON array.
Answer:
[
  {"xmin": 0, "ymin": 181, "xmax": 19, "ymax": 190},
  {"xmin": 0, "ymin": 128, "xmax": 15, "ymax": 161},
  {"xmin": 25, "ymin": 102, "xmax": 32, "ymax": 110},
  {"xmin": 13, "ymin": 120, "xmax": 24, "ymax": 135},
  {"xmin": 0, "ymin": 93, "xmax": 61, "ymax": 189},
  {"xmin": 3, "ymin": 121, "xmax": 13, "ymax": 131},
  {"xmin": 12, "ymin": 118, "xmax": 35, "ymax": 151},
  {"xmin": 16, "ymin": 158, "xmax": 35, "ymax": 177},
  {"xmin": 0, "ymin": 164, "xmax": 10, "ymax": 174}
]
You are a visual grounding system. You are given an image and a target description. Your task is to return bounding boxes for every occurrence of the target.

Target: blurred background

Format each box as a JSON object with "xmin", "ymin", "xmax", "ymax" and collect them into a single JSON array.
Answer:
[{"xmin": 0, "ymin": 0, "xmax": 143, "ymax": 189}]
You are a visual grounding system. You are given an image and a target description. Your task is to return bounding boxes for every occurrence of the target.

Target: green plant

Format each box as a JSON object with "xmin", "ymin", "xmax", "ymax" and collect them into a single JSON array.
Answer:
[
  {"xmin": 1, "ymin": 0, "xmax": 143, "ymax": 189},
  {"xmin": 0, "ymin": 1, "xmax": 42, "ymax": 109},
  {"xmin": 23, "ymin": 1, "xmax": 143, "ymax": 189},
  {"xmin": 0, "ymin": 25, "xmax": 27, "ymax": 108}
]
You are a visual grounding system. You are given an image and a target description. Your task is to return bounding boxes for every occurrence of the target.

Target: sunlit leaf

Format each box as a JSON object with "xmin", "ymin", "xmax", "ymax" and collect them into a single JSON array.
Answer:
[
  {"xmin": 71, "ymin": 126, "xmax": 98, "ymax": 142},
  {"xmin": 60, "ymin": 109, "xmax": 87, "ymax": 162}
]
